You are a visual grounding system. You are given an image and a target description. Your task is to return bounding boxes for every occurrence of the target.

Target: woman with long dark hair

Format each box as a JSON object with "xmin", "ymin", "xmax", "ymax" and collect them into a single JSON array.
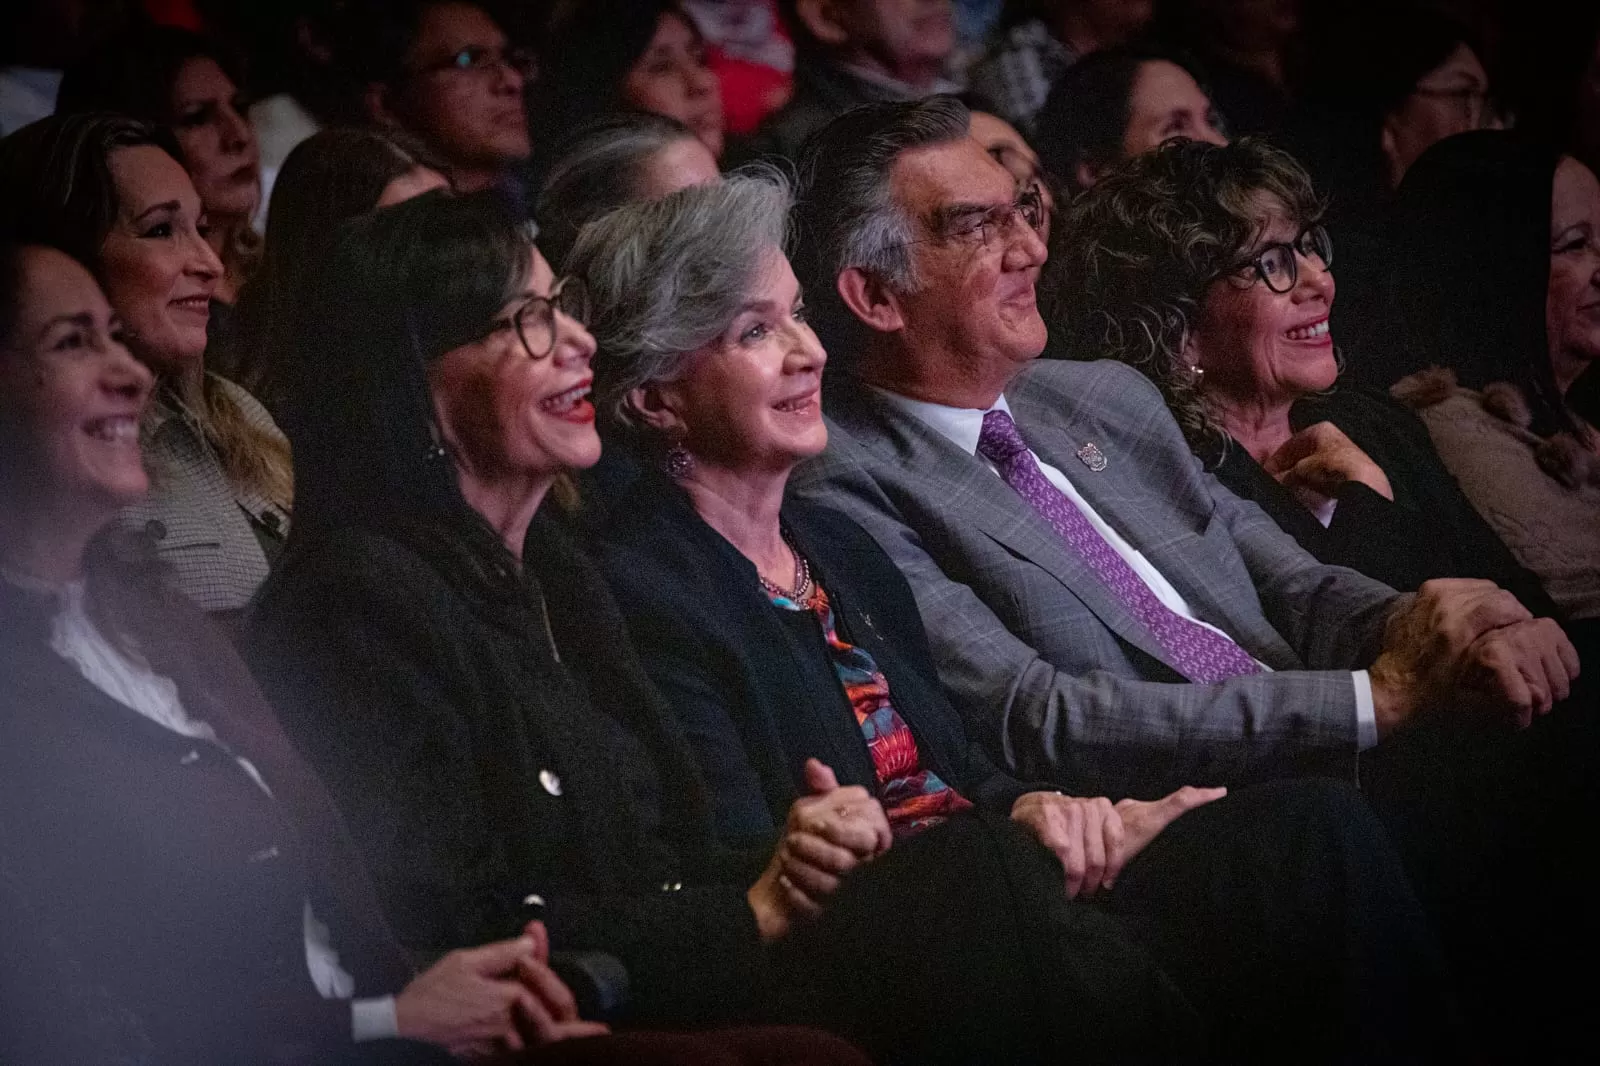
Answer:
[{"xmin": 223, "ymin": 127, "xmax": 448, "ymax": 413}]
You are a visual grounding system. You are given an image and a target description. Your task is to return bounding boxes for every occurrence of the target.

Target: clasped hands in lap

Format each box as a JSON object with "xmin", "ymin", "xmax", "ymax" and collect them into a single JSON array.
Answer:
[
  {"xmin": 395, "ymin": 919, "xmax": 610, "ymax": 1059},
  {"xmin": 749, "ymin": 759, "xmax": 1227, "ymax": 938},
  {"xmin": 1371, "ymin": 578, "xmax": 1581, "ymax": 735}
]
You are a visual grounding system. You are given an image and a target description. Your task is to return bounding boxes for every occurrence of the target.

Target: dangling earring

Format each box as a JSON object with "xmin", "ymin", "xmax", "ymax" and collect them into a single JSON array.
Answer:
[
  {"xmin": 663, "ymin": 437, "xmax": 694, "ymax": 479},
  {"xmin": 1189, "ymin": 363, "xmax": 1205, "ymax": 384}
]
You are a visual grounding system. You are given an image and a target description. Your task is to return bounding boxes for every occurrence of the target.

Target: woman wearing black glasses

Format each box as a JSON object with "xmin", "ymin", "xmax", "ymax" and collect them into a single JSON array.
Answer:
[{"xmin": 1047, "ymin": 135, "xmax": 1553, "ymax": 604}]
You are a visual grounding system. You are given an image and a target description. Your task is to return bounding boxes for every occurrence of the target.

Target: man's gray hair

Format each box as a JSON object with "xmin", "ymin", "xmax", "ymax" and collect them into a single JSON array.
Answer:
[
  {"xmin": 567, "ymin": 166, "xmax": 793, "ymax": 433},
  {"xmin": 790, "ymin": 96, "xmax": 971, "ymax": 354}
]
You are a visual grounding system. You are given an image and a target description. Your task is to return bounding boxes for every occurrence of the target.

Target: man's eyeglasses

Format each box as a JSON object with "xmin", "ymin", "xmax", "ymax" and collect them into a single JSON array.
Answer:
[
  {"xmin": 909, "ymin": 185, "xmax": 1047, "ymax": 251},
  {"xmin": 1231, "ymin": 225, "xmax": 1333, "ymax": 294},
  {"xmin": 413, "ymin": 44, "xmax": 538, "ymax": 82},
  {"xmin": 493, "ymin": 276, "xmax": 591, "ymax": 360}
]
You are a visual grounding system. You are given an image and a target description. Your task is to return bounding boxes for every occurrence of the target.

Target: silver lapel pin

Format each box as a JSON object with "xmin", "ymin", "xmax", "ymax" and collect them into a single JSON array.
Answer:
[{"xmin": 1076, "ymin": 441, "xmax": 1108, "ymax": 472}]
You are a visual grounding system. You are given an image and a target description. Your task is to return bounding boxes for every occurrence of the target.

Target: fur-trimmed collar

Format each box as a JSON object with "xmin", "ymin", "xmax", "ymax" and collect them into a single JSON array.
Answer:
[{"xmin": 1392, "ymin": 367, "xmax": 1600, "ymax": 489}]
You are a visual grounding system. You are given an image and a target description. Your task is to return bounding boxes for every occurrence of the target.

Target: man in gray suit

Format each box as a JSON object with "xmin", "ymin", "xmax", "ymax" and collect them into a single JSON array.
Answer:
[{"xmin": 787, "ymin": 95, "xmax": 1579, "ymax": 801}]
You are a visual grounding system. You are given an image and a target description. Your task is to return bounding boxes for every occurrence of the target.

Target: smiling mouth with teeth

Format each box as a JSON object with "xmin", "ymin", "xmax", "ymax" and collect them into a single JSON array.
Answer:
[
  {"xmin": 1284, "ymin": 319, "xmax": 1331, "ymax": 342},
  {"xmin": 773, "ymin": 394, "xmax": 816, "ymax": 413},
  {"xmin": 85, "ymin": 417, "xmax": 141, "ymax": 443},
  {"xmin": 540, "ymin": 383, "xmax": 592, "ymax": 414}
]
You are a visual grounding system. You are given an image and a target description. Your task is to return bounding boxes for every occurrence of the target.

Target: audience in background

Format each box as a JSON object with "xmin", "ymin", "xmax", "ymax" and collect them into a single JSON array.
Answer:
[
  {"xmin": 682, "ymin": 0, "xmax": 795, "ymax": 135},
  {"xmin": 353, "ymin": 0, "xmax": 533, "ymax": 198},
  {"xmin": 968, "ymin": 0, "xmax": 1153, "ymax": 132},
  {"xmin": 1049, "ymin": 137, "xmax": 1554, "ymax": 608},
  {"xmin": 0, "ymin": 114, "xmax": 291, "ymax": 617},
  {"xmin": 1155, "ymin": 0, "xmax": 1300, "ymax": 135},
  {"xmin": 537, "ymin": 114, "xmax": 720, "ymax": 274},
  {"xmin": 579, "ymin": 171, "xmax": 1465, "ymax": 1065},
  {"xmin": 747, "ymin": 0, "xmax": 961, "ymax": 161},
  {"xmin": 223, "ymin": 127, "xmax": 449, "ymax": 416},
  {"xmin": 966, "ymin": 105, "xmax": 1054, "ymax": 235},
  {"xmin": 1031, "ymin": 42, "xmax": 1224, "ymax": 195},
  {"xmin": 536, "ymin": 0, "xmax": 726, "ymax": 176},
  {"xmin": 1389, "ymin": 132, "xmax": 1600, "ymax": 626},
  {"xmin": 58, "ymin": 25, "xmax": 264, "ymax": 309},
  {"xmin": 0, "ymin": 0, "xmax": 130, "ymax": 137},
  {"xmin": 1288, "ymin": 8, "xmax": 1493, "ymax": 220},
  {"xmin": 203, "ymin": 0, "xmax": 372, "ymax": 225}
]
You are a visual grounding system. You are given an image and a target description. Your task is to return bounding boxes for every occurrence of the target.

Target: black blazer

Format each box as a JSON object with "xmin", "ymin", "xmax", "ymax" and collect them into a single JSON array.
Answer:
[
  {"xmin": 0, "ymin": 575, "xmax": 413, "ymax": 1066},
  {"xmin": 1210, "ymin": 385, "xmax": 1558, "ymax": 614},
  {"xmin": 246, "ymin": 512, "xmax": 772, "ymax": 1026},
  {"xmin": 593, "ymin": 474, "xmax": 1036, "ymax": 847}
]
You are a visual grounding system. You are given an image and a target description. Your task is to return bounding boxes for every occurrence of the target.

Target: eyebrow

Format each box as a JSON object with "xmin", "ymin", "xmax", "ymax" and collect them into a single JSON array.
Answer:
[
  {"xmin": 933, "ymin": 200, "xmax": 1007, "ymax": 227},
  {"xmin": 34, "ymin": 312, "xmax": 95, "ymax": 340},
  {"xmin": 133, "ymin": 200, "xmax": 182, "ymax": 224}
]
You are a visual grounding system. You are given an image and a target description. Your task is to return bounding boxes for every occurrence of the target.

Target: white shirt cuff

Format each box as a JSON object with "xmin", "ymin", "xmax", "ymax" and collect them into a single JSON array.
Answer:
[
  {"xmin": 352, "ymin": 996, "xmax": 400, "ymax": 1043},
  {"xmin": 1352, "ymin": 671, "xmax": 1378, "ymax": 751}
]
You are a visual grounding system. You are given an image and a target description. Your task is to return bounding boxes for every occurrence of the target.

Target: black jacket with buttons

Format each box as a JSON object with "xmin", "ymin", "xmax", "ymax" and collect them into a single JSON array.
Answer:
[{"xmin": 247, "ymin": 512, "xmax": 774, "ymax": 1027}]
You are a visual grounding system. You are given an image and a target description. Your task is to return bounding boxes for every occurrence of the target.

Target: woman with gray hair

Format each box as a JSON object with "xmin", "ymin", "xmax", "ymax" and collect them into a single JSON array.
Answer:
[
  {"xmin": 535, "ymin": 112, "xmax": 720, "ymax": 272},
  {"xmin": 1048, "ymin": 135, "xmax": 1555, "ymax": 608},
  {"xmin": 576, "ymin": 171, "xmax": 1464, "ymax": 1066}
]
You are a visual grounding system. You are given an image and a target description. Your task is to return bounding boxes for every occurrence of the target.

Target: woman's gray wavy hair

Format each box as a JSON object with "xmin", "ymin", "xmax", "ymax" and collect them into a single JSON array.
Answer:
[
  {"xmin": 566, "ymin": 166, "xmax": 794, "ymax": 434},
  {"xmin": 1047, "ymin": 137, "xmax": 1325, "ymax": 453}
]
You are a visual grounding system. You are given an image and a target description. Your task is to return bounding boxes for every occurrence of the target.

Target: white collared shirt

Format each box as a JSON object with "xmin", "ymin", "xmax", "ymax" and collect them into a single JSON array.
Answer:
[
  {"xmin": 873, "ymin": 388, "xmax": 1377, "ymax": 749},
  {"xmin": 47, "ymin": 581, "xmax": 400, "ymax": 1041}
]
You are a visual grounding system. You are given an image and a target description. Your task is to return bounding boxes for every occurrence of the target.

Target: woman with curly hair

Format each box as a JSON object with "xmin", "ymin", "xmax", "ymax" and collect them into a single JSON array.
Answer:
[{"xmin": 1047, "ymin": 135, "xmax": 1552, "ymax": 607}]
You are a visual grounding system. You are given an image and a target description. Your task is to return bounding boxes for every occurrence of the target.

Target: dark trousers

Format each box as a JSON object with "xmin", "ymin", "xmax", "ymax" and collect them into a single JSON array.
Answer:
[
  {"xmin": 777, "ymin": 779, "xmax": 1461, "ymax": 1065},
  {"xmin": 1359, "ymin": 688, "xmax": 1600, "ymax": 1063},
  {"xmin": 335, "ymin": 1027, "xmax": 871, "ymax": 1066},
  {"xmin": 1103, "ymin": 778, "xmax": 1466, "ymax": 1066}
]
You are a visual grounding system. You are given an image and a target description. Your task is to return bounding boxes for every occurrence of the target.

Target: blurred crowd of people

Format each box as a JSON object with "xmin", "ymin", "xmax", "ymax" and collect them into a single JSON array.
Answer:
[{"xmin": 2, "ymin": 0, "xmax": 1598, "ymax": 1064}]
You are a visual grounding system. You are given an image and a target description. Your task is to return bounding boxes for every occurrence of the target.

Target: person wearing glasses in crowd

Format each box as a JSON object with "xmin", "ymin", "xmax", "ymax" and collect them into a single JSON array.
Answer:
[
  {"xmin": 575, "ymin": 169, "xmax": 1471, "ymax": 1065},
  {"xmin": 246, "ymin": 187, "xmax": 1211, "ymax": 1066},
  {"xmin": 1048, "ymin": 136, "xmax": 1554, "ymax": 606},
  {"xmin": 963, "ymin": 100, "xmax": 1055, "ymax": 242},
  {"xmin": 1280, "ymin": 8, "xmax": 1498, "ymax": 385},
  {"xmin": 352, "ymin": 0, "xmax": 535, "ymax": 199},
  {"xmin": 788, "ymin": 97, "xmax": 1587, "ymax": 1058}
]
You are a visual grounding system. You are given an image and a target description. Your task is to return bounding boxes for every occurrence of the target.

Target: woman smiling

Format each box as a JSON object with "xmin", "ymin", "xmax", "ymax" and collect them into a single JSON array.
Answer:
[
  {"xmin": 1050, "ymin": 135, "xmax": 1553, "ymax": 606},
  {"xmin": 0, "ymin": 114, "xmax": 292, "ymax": 617}
]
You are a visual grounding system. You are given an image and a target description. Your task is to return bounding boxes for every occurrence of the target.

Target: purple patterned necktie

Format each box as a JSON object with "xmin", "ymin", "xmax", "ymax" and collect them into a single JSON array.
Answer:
[{"xmin": 977, "ymin": 409, "xmax": 1261, "ymax": 684}]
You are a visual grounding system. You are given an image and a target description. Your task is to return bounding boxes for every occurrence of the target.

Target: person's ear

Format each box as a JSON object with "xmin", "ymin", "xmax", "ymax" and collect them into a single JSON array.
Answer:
[
  {"xmin": 1074, "ymin": 160, "xmax": 1102, "ymax": 191},
  {"xmin": 627, "ymin": 383, "xmax": 689, "ymax": 438},
  {"xmin": 836, "ymin": 267, "xmax": 907, "ymax": 335},
  {"xmin": 1379, "ymin": 113, "xmax": 1403, "ymax": 187},
  {"xmin": 365, "ymin": 81, "xmax": 401, "ymax": 128},
  {"xmin": 794, "ymin": 0, "xmax": 851, "ymax": 48},
  {"xmin": 1179, "ymin": 328, "xmax": 1205, "ymax": 378}
]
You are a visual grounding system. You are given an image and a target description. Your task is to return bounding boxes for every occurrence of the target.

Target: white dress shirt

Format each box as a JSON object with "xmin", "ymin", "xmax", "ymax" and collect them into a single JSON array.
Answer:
[
  {"xmin": 47, "ymin": 580, "xmax": 401, "ymax": 1041},
  {"xmin": 874, "ymin": 388, "xmax": 1378, "ymax": 749}
]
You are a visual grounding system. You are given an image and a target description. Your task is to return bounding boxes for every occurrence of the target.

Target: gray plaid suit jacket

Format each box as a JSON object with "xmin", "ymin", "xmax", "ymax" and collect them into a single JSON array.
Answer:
[{"xmin": 790, "ymin": 359, "xmax": 1407, "ymax": 798}]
